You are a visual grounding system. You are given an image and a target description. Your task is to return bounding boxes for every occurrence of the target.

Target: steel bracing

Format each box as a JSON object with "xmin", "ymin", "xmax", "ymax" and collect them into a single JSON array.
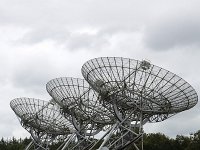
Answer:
[
  {"xmin": 10, "ymin": 57, "xmax": 198, "ymax": 150},
  {"xmin": 46, "ymin": 77, "xmax": 115, "ymax": 149},
  {"xmin": 10, "ymin": 98, "xmax": 74, "ymax": 150},
  {"xmin": 81, "ymin": 57, "xmax": 198, "ymax": 149}
]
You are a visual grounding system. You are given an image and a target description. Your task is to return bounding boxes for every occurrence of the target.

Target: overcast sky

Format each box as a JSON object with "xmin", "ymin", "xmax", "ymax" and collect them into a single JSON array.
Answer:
[{"xmin": 1, "ymin": 0, "xmax": 200, "ymax": 139}]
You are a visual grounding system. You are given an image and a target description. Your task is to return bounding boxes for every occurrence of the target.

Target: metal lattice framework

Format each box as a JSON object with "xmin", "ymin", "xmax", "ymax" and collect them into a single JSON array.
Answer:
[
  {"xmin": 46, "ymin": 77, "xmax": 115, "ymax": 149},
  {"xmin": 10, "ymin": 98, "xmax": 74, "ymax": 150},
  {"xmin": 10, "ymin": 56, "xmax": 198, "ymax": 150},
  {"xmin": 81, "ymin": 57, "xmax": 198, "ymax": 150},
  {"xmin": 82, "ymin": 57, "xmax": 198, "ymax": 119}
]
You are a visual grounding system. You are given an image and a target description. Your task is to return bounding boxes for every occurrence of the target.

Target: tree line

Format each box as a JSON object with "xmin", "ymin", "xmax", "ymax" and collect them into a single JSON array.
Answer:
[
  {"xmin": 1, "ymin": 130, "xmax": 200, "ymax": 150},
  {"xmin": 142, "ymin": 131, "xmax": 200, "ymax": 150}
]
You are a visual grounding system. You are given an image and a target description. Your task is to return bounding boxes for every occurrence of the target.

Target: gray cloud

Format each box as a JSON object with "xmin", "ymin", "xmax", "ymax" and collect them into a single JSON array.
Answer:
[
  {"xmin": 19, "ymin": 28, "xmax": 111, "ymax": 51},
  {"xmin": 66, "ymin": 32, "xmax": 110, "ymax": 50},
  {"xmin": 20, "ymin": 27, "xmax": 70, "ymax": 44},
  {"xmin": 143, "ymin": 12, "xmax": 200, "ymax": 50},
  {"xmin": 11, "ymin": 60, "xmax": 53, "ymax": 94},
  {"xmin": 0, "ymin": 0, "xmax": 147, "ymax": 48}
]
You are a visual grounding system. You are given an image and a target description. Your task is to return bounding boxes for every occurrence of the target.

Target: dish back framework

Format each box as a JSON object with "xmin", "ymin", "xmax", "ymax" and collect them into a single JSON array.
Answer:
[
  {"xmin": 46, "ymin": 77, "xmax": 115, "ymax": 149},
  {"xmin": 10, "ymin": 57, "xmax": 198, "ymax": 150},
  {"xmin": 81, "ymin": 57, "xmax": 198, "ymax": 150},
  {"xmin": 10, "ymin": 97, "xmax": 74, "ymax": 150}
]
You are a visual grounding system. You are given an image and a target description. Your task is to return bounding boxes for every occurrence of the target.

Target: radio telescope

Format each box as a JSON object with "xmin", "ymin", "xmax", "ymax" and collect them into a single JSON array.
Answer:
[
  {"xmin": 46, "ymin": 77, "xmax": 115, "ymax": 149},
  {"xmin": 10, "ymin": 97, "xmax": 74, "ymax": 150},
  {"xmin": 81, "ymin": 57, "xmax": 198, "ymax": 150}
]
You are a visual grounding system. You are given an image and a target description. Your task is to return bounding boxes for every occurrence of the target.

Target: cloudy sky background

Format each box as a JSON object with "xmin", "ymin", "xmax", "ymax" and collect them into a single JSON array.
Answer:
[{"xmin": 1, "ymin": 0, "xmax": 200, "ymax": 139}]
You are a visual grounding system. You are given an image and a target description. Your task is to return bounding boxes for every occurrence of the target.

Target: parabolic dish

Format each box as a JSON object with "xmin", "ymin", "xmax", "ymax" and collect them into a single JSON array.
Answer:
[
  {"xmin": 10, "ymin": 97, "xmax": 73, "ymax": 135},
  {"xmin": 46, "ymin": 77, "xmax": 114, "ymax": 125},
  {"xmin": 81, "ymin": 57, "xmax": 198, "ymax": 121}
]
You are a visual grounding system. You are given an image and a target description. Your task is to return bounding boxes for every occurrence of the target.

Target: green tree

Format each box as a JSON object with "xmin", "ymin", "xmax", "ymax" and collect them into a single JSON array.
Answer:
[
  {"xmin": 143, "ymin": 133, "xmax": 175, "ymax": 150},
  {"xmin": 0, "ymin": 138, "xmax": 7, "ymax": 150}
]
